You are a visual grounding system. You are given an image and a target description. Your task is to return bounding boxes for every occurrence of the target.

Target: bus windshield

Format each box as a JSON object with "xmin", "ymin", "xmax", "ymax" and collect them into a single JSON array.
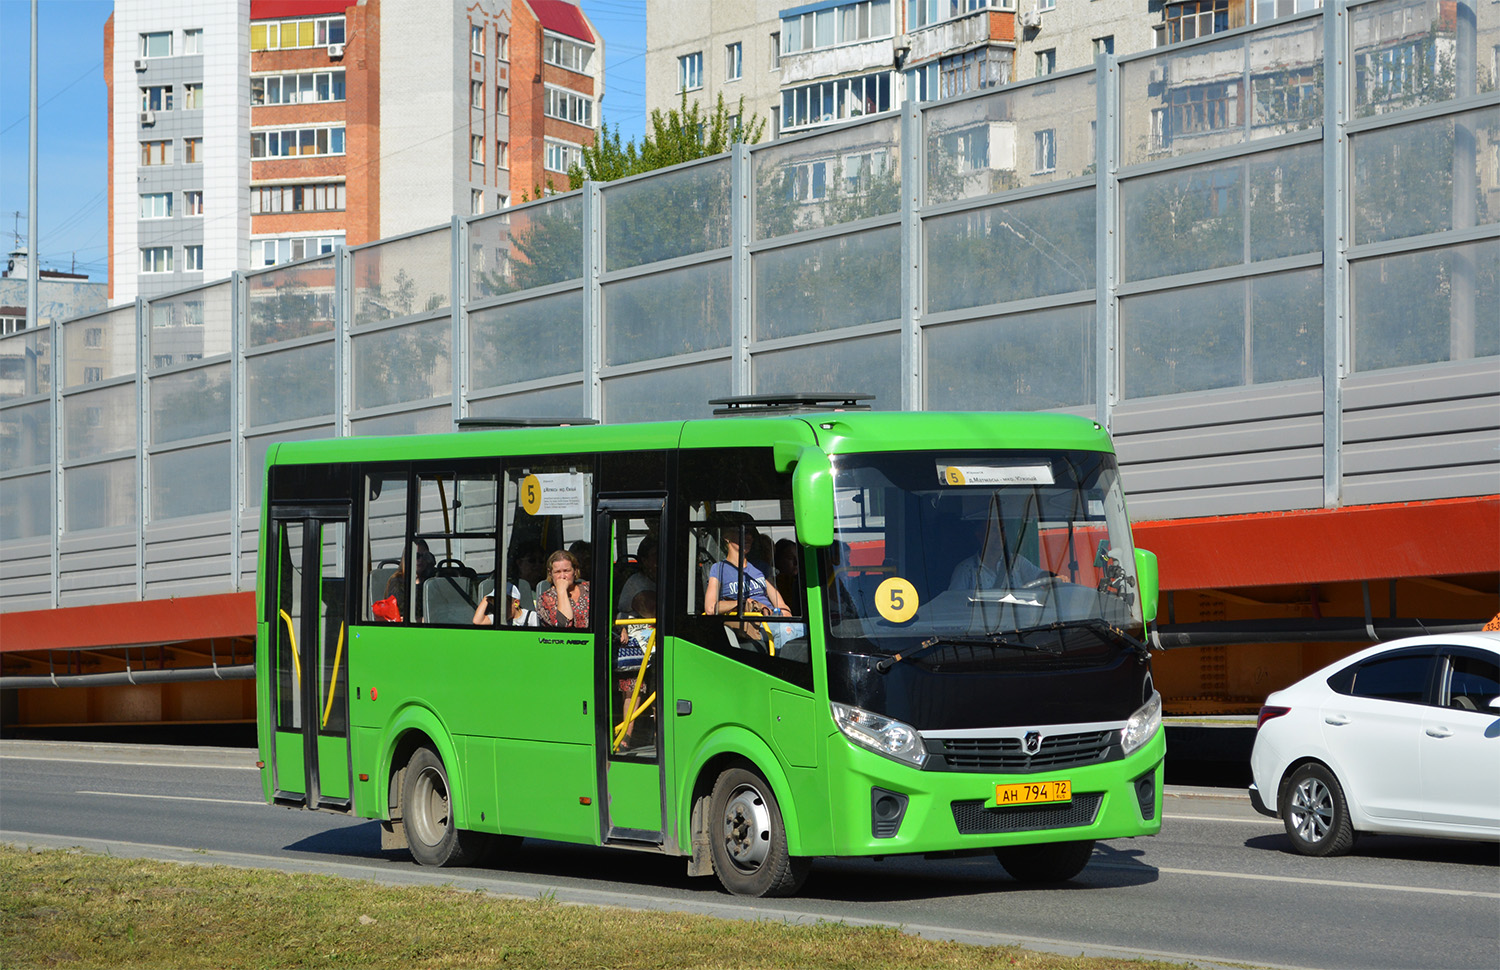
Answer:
[{"xmin": 824, "ymin": 449, "xmax": 1142, "ymax": 662}]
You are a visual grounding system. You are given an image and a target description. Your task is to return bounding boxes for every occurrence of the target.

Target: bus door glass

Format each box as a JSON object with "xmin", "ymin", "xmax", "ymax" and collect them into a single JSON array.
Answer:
[
  {"xmin": 597, "ymin": 499, "xmax": 665, "ymax": 843},
  {"xmin": 268, "ymin": 507, "xmax": 352, "ymax": 810}
]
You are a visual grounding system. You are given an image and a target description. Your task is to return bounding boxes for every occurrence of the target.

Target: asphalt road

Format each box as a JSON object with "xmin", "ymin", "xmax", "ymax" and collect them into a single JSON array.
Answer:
[{"xmin": 2, "ymin": 740, "xmax": 1496, "ymax": 970}]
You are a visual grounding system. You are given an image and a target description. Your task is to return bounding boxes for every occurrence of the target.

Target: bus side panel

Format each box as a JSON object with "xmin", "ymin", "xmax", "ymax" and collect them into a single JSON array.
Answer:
[
  {"xmin": 493, "ymin": 739, "xmax": 598, "ymax": 843},
  {"xmin": 669, "ymin": 641, "xmax": 832, "ymax": 858}
]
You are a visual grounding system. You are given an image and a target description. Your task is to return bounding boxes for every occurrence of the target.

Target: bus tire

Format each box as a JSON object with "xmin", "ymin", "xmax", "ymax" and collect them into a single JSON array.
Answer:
[
  {"xmin": 401, "ymin": 746, "xmax": 493, "ymax": 867},
  {"xmin": 708, "ymin": 767, "xmax": 809, "ymax": 897},
  {"xmin": 994, "ymin": 839, "xmax": 1095, "ymax": 883}
]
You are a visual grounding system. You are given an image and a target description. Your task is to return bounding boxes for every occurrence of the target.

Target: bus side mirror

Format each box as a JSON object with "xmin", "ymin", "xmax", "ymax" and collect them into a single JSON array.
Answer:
[
  {"xmin": 1134, "ymin": 547, "xmax": 1159, "ymax": 624},
  {"xmin": 791, "ymin": 448, "xmax": 834, "ymax": 548}
]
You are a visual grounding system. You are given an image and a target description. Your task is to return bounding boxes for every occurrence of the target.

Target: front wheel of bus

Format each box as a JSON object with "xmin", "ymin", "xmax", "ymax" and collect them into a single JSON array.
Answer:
[
  {"xmin": 994, "ymin": 839, "xmax": 1095, "ymax": 883},
  {"xmin": 709, "ymin": 767, "xmax": 809, "ymax": 897},
  {"xmin": 402, "ymin": 747, "xmax": 493, "ymax": 867}
]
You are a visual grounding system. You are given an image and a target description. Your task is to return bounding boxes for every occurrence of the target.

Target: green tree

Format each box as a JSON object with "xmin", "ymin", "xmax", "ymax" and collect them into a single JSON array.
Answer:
[{"xmin": 568, "ymin": 93, "xmax": 765, "ymax": 187}]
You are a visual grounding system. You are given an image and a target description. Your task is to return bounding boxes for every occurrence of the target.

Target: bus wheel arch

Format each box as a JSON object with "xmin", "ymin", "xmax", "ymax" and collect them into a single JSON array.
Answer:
[{"xmin": 399, "ymin": 745, "xmax": 495, "ymax": 867}]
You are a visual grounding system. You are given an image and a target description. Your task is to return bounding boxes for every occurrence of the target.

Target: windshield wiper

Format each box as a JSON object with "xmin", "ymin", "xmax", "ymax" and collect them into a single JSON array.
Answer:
[
  {"xmin": 875, "ymin": 633, "xmax": 1056, "ymax": 672},
  {"xmin": 1012, "ymin": 617, "xmax": 1151, "ymax": 659}
]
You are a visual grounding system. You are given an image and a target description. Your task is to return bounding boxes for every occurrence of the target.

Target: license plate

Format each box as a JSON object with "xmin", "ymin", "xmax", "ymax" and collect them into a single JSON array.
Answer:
[{"xmin": 994, "ymin": 779, "xmax": 1071, "ymax": 806}]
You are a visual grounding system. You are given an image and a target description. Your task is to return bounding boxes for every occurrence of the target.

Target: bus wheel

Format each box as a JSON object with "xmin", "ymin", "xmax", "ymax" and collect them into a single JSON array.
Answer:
[
  {"xmin": 994, "ymin": 839, "xmax": 1095, "ymax": 883},
  {"xmin": 402, "ymin": 747, "xmax": 493, "ymax": 867},
  {"xmin": 708, "ymin": 767, "xmax": 809, "ymax": 897}
]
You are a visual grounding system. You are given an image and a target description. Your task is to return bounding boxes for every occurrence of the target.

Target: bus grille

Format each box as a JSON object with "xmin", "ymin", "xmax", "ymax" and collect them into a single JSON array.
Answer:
[
  {"xmin": 929, "ymin": 731, "xmax": 1116, "ymax": 772},
  {"xmin": 951, "ymin": 794, "xmax": 1102, "ymax": 835}
]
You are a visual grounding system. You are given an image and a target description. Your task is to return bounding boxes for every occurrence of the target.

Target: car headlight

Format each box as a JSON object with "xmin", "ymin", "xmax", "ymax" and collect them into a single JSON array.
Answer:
[
  {"xmin": 1121, "ymin": 690, "xmax": 1161, "ymax": 756},
  {"xmin": 831, "ymin": 702, "xmax": 928, "ymax": 768}
]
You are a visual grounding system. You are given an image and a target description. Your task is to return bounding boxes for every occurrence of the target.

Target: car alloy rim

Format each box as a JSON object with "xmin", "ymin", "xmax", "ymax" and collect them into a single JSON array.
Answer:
[
  {"xmin": 721, "ymin": 783, "xmax": 772, "ymax": 871},
  {"xmin": 1289, "ymin": 777, "xmax": 1333, "ymax": 843}
]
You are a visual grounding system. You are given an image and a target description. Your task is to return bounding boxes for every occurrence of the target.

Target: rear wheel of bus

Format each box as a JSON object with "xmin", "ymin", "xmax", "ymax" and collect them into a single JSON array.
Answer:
[
  {"xmin": 709, "ymin": 767, "xmax": 810, "ymax": 897},
  {"xmin": 402, "ymin": 746, "xmax": 502, "ymax": 867},
  {"xmin": 993, "ymin": 839, "xmax": 1095, "ymax": 883}
]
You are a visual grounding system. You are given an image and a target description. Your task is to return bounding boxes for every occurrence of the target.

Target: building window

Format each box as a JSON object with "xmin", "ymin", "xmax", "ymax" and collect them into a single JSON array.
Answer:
[
  {"xmin": 184, "ymin": 137, "xmax": 201, "ymax": 163},
  {"xmin": 498, "ymin": 31, "xmax": 510, "ymax": 60},
  {"xmin": 251, "ymin": 182, "xmax": 345, "ymax": 214},
  {"xmin": 1036, "ymin": 48, "xmax": 1056, "ymax": 76},
  {"xmin": 140, "ymin": 140, "xmax": 172, "ymax": 166},
  {"xmin": 139, "ymin": 31, "xmax": 172, "ymax": 58},
  {"xmin": 183, "ymin": 28, "xmax": 202, "ymax": 55},
  {"xmin": 1168, "ymin": 83, "xmax": 1240, "ymax": 135},
  {"xmin": 497, "ymin": 86, "xmax": 509, "ymax": 113},
  {"xmin": 84, "ymin": 327, "xmax": 103, "ymax": 348},
  {"xmin": 545, "ymin": 139, "xmax": 582, "ymax": 173},
  {"xmin": 141, "ymin": 247, "xmax": 173, "ymax": 273},
  {"xmin": 770, "ymin": 32, "xmax": 781, "ymax": 69},
  {"xmin": 185, "ymin": 245, "xmax": 204, "ymax": 271},
  {"xmin": 84, "ymin": 366, "xmax": 104, "ymax": 383},
  {"xmin": 1164, "ymin": 0, "xmax": 1235, "ymax": 44},
  {"xmin": 544, "ymin": 33, "xmax": 593, "ymax": 72},
  {"xmin": 937, "ymin": 47, "xmax": 1010, "ymax": 99},
  {"xmin": 471, "ymin": 189, "xmax": 484, "ymax": 215},
  {"xmin": 140, "ymin": 86, "xmax": 173, "ymax": 112},
  {"xmin": 726, "ymin": 42, "xmax": 743, "ymax": 81},
  {"xmin": 250, "ymin": 15, "xmax": 345, "ymax": 51},
  {"xmin": 183, "ymin": 83, "xmax": 203, "ymax": 109},
  {"xmin": 139, "ymin": 192, "xmax": 172, "ymax": 219},
  {"xmin": 255, "ymin": 235, "xmax": 341, "ymax": 268},
  {"xmin": 1039, "ymin": 0, "xmax": 1056, "ymax": 10},
  {"xmin": 783, "ymin": 1, "xmax": 892, "ymax": 54},
  {"xmin": 780, "ymin": 71, "xmax": 892, "ymax": 132},
  {"xmin": 497, "ymin": 140, "xmax": 509, "ymax": 169},
  {"xmin": 471, "ymin": 24, "xmax": 484, "ymax": 55},
  {"xmin": 251, "ymin": 71, "xmax": 346, "ymax": 105},
  {"xmin": 250, "ymin": 126, "xmax": 346, "ymax": 158},
  {"xmin": 1094, "ymin": 36, "xmax": 1114, "ymax": 56},
  {"xmin": 471, "ymin": 134, "xmax": 484, "ymax": 163},
  {"xmin": 907, "ymin": 0, "xmax": 1012, "ymax": 30},
  {"xmin": 679, "ymin": 51, "xmax": 703, "ymax": 91},
  {"xmin": 184, "ymin": 191, "xmax": 203, "ymax": 215},
  {"xmin": 1034, "ymin": 128, "xmax": 1056, "ymax": 173},
  {"xmin": 544, "ymin": 85, "xmax": 594, "ymax": 126},
  {"xmin": 471, "ymin": 79, "xmax": 484, "ymax": 109}
]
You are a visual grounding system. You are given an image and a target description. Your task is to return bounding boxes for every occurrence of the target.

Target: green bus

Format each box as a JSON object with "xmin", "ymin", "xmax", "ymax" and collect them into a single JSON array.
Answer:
[{"xmin": 256, "ymin": 401, "xmax": 1164, "ymax": 897}]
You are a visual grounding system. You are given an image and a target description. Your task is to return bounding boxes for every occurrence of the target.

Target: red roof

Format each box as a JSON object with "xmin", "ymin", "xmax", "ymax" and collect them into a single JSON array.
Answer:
[
  {"xmin": 528, "ymin": 0, "xmax": 594, "ymax": 44},
  {"xmin": 251, "ymin": 0, "xmax": 350, "ymax": 21}
]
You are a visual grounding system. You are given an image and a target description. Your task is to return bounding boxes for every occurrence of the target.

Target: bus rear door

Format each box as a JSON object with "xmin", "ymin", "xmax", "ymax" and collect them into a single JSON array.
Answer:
[{"xmin": 266, "ymin": 506, "xmax": 353, "ymax": 811}]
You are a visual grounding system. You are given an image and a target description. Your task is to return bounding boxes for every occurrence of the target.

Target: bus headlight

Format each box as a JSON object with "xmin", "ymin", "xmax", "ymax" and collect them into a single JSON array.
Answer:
[
  {"xmin": 831, "ymin": 702, "xmax": 928, "ymax": 768},
  {"xmin": 1121, "ymin": 690, "xmax": 1162, "ymax": 756}
]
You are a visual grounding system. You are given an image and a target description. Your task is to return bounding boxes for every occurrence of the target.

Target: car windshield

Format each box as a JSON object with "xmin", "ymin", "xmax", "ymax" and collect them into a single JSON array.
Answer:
[{"xmin": 822, "ymin": 449, "xmax": 1142, "ymax": 665}]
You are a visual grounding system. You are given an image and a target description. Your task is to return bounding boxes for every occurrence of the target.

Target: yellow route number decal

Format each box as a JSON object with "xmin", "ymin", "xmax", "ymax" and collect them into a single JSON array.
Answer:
[
  {"xmin": 875, "ymin": 577, "xmax": 919, "ymax": 623},
  {"xmin": 520, "ymin": 474, "xmax": 542, "ymax": 515}
]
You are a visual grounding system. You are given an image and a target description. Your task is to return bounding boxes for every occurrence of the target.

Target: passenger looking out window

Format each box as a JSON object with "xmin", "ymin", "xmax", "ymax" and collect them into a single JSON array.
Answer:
[{"xmin": 536, "ymin": 550, "xmax": 589, "ymax": 628}]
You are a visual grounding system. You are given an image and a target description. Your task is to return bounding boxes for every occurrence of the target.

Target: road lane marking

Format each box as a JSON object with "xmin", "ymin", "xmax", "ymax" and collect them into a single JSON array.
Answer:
[
  {"xmin": 1092, "ymin": 861, "xmax": 1500, "ymax": 899},
  {"xmin": 77, "ymin": 790, "xmax": 262, "ymax": 806},
  {"xmin": 3, "ymin": 754, "xmax": 258, "ymax": 771}
]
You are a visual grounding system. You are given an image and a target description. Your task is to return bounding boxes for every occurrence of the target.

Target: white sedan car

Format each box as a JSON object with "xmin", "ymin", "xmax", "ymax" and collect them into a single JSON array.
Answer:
[{"xmin": 1249, "ymin": 631, "xmax": 1500, "ymax": 856}]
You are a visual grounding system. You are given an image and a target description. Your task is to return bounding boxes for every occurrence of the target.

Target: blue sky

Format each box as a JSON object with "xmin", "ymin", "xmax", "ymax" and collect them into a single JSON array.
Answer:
[{"xmin": 0, "ymin": 0, "xmax": 647, "ymax": 283}]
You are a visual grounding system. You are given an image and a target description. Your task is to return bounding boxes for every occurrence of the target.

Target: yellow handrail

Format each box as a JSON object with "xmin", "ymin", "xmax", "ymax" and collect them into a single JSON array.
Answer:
[
  {"xmin": 320, "ymin": 622, "xmax": 346, "ymax": 729},
  {"xmin": 277, "ymin": 609, "xmax": 301, "ymax": 686},
  {"xmin": 613, "ymin": 626, "xmax": 657, "ymax": 752}
]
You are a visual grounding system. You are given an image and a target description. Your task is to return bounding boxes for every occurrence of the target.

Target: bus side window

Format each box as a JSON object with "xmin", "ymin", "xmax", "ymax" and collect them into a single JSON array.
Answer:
[
  {"xmin": 412, "ymin": 470, "xmax": 497, "ymax": 626},
  {"xmin": 501, "ymin": 459, "xmax": 593, "ymax": 627},
  {"xmin": 364, "ymin": 473, "xmax": 408, "ymax": 622}
]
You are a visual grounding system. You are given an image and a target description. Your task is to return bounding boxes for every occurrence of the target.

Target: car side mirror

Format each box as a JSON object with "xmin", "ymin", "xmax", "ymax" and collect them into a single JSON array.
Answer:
[
  {"xmin": 1487, "ymin": 696, "xmax": 1500, "ymax": 712},
  {"xmin": 1134, "ymin": 547, "xmax": 1159, "ymax": 625}
]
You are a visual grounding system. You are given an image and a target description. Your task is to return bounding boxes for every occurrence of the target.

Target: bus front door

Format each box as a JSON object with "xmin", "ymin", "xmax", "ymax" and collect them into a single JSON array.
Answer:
[
  {"xmin": 596, "ymin": 500, "xmax": 665, "ymax": 845},
  {"xmin": 267, "ymin": 508, "xmax": 353, "ymax": 812}
]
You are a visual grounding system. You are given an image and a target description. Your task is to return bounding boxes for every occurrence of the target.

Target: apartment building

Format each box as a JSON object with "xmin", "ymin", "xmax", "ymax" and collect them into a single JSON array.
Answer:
[
  {"xmin": 646, "ymin": 0, "xmax": 1316, "ymax": 138},
  {"xmin": 105, "ymin": 0, "xmax": 602, "ymax": 304}
]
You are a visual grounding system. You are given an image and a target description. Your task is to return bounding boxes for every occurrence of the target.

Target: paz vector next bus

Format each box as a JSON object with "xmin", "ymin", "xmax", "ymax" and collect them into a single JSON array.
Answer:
[{"xmin": 256, "ymin": 398, "xmax": 1164, "ymax": 897}]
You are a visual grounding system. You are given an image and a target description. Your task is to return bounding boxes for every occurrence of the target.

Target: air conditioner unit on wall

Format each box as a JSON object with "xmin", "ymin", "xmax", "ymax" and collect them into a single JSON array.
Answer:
[
  {"xmin": 328, "ymin": 43, "xmax": 344, "ymax": 59},
  {"xmin": 134, "ymin": 58, "xmax": 148, "ymax": 71},
  {"xmin": 140, "ymin": 110, "xmax": 156, "ymax": 126},
  {"xmin": 1019, "ymin": 9, "xmax": 1043, "ymax": 29}
]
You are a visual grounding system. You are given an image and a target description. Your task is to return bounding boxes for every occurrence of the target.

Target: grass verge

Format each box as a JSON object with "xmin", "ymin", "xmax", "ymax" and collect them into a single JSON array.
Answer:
[{"xmin": 1, "ymin": 844, "xmax": 1197, "ymax": 969}]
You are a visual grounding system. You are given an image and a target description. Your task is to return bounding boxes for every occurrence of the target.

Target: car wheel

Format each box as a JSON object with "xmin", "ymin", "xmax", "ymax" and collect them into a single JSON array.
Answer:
[
  {"xmin": 402, "ymin": 746, "xmax": 496, "ymax": 867},
  {"xmin": 708, "ymin": 767, "xmax": 809, "ymax": 897},
  {"xmin": 1280, "ymin": 762, "xmax": 1355, "ymax": 857},
  {"xmin": 993, "ymin": 839, "xmax": 1095, "ymax": 883}
]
